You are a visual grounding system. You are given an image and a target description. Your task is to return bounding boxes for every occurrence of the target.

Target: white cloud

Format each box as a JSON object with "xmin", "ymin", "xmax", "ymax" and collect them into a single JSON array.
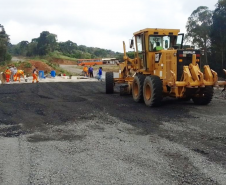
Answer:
[{"xmin": 1, "ymin": 0, "xmax": 217, "ymax": 52}]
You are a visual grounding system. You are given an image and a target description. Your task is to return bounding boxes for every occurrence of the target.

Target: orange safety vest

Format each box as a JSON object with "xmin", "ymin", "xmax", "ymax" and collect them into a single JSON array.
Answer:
[
  {"xmin": 83, "ymin": 66, "xmax": 88, "ymax": 72},
  {"xmin": 5, "ymin": 69, "xmax": 11, "ymax": 75}
]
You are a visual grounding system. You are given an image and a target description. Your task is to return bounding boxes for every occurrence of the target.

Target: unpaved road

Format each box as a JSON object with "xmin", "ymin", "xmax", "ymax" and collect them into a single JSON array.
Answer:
[
  {"xmin": 60, "ymin": 65, "xmax": 119, "ymax": 79},
  {"xmin": 59, "ymin": 65, "xmax": 83, "ymax": 75},
  {"xmin": 11, "ymin": 57, "xmax": 26, "ymax": 62},
  {"xmin": 0, "ymin": 82, "xmax": 226, "ymax": 185}
]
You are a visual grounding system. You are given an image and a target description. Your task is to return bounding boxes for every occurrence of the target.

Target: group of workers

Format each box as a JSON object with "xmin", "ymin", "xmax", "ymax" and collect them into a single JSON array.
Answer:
[
  {"xmin": 83, "ymin": 65, "xmax": 93, "ymax": 78},
  {"xmin": 4, "ymin": 65, "xmax": 24, "ymax": 83},
  {"xmin": 1, "ymin": 65, "xmax": 39, "ymax": 84},
  {"xmin": 83, "ymin": 65, "xmax": 102, "ymax": 80},
  {"xmin": 2, "ymin": 64, "xmax": 103, "ymax": 84}
]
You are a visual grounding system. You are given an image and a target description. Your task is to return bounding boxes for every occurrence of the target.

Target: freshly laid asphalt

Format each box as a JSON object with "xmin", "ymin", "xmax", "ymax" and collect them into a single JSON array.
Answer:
[{"xmin": 0, "ymin": 81, "xmax": 225, "ymax": 185}]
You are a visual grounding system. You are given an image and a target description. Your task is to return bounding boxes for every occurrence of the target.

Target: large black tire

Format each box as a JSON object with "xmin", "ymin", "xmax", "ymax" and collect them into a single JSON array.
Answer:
[
  {"xmin": 192, "ymin": 86, "xmax": 214, "ymax": 105},
  {"xmin": 132, "ymin": 74, "xmax": 145, "ymax": 102},
  {"xmin": 143, "ymin": 76, "xmax": 163, "ymax": 107},
  {"xmin": 106, "ymin": 72, "xmax": 114, "ymax": 94},
  {"xmin": 178, "ymin": 97, "xmax": 191, "ymax": 101}
]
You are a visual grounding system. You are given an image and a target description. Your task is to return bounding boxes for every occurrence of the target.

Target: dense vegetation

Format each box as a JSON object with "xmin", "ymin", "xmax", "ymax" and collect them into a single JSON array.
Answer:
[
  {"xmin": 185, "ymin": 0, "xmax": 226, "ymax": 76},
  {"xmin": 0, "ymin": 24, "xmax": 11, "ymax": 63},
  {"xmin": 7, "ymin": 31, "xmax": 123, "ymax": 61},
  {"xmin": 1, "ymin": 0, "xmax": 226, "ymax": 76}
]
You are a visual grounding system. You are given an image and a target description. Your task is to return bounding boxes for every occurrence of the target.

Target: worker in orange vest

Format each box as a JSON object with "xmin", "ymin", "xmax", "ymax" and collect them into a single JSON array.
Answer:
[
  {"xmin": 83, "ymin": 66, "xmax": 88, "ymax": 77},
  {"xmin": 5, "ymin": 67, "xmax": 11, "ymax": 83},
  {"xmin": 32, "ymin": 67, "xmax": 39, "ymax": 83},
  {"xmin": 15, "ymin": 70, "xmax": 25, "ymax": 82}
]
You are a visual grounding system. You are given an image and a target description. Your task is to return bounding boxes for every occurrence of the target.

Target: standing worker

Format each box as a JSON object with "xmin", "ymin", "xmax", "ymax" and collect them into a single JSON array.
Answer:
[
  {"xmin": 13, "ymin": 66, "xmax": 17, "ymax": 81},
  {"xmin": 83, "ymin": 65, "xmax": 88, "ymax": 77},
  {"xmin": 32, "ymin": 67, "xmax": 39, "ymax": 83},
  {"xmin": 5, "ymin": 67, "xmax": 11, "ymax": 83},
  {"xmin": 88, "ymin": 65, "xmax": 93, "ymax": 78},
  {"xmin": 10, "ymin": 65, "xmax": 14, "ymax": 82},
  {"xmin": 97, "ymin": 67, "xmax": 102, "ymax": 81}
]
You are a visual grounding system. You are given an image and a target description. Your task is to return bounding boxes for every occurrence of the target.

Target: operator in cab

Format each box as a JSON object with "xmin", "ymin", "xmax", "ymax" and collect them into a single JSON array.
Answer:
[{"xmin": 153, "ymin": 42, "xmax": 163, "ymax": 51}]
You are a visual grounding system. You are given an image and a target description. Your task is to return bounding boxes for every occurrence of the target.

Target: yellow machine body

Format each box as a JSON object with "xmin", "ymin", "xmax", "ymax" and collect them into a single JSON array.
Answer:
[{"xmin": 106, "ymin": 28, "xmax": 226, "ymax": 106}]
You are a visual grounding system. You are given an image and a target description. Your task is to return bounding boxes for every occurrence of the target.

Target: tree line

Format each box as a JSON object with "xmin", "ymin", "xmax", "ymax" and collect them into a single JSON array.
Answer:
[
  {"xmin": 185, "ymin": 0, "xmax": 226, "ymax": 76},
  {"xmin": 6, "ymin": 31, "xmax": 121, "ymax": 60},
  {"xmin": 0, "ymin": 24, "xmax": 11, "ymax": 63}
]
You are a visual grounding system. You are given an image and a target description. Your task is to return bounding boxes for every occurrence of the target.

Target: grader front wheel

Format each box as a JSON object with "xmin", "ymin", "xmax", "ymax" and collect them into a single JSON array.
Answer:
[
  {"xmin": 192, "ymin": 86, "xmax": 214, "ymax": 105},
  {"xmin": 132, "ymin": 74, "xmax": 145, "ymax": 102},
  {"xmin": 143, "ymin": 76, "xmax": 163, "ymax": 107}
]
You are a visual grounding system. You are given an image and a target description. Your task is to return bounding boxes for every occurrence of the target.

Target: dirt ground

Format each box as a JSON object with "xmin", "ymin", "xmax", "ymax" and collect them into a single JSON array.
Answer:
[
  {"xmin": 51, "ymin": 58, "xmax": 77, "ymax": 65},
  {"xmin": 60, "ymin": 64, "xmax": 119, "ymax": 78},
  {"xmin": 0, "ymin": 81, "xmax": 225, "ymax": 185},
  {"xmin": 76, "ymin": 64, "xmax": 119, "ymax": 72}
]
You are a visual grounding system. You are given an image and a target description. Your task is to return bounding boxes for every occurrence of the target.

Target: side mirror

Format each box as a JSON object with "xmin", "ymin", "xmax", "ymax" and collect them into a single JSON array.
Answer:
[{"xmin": 129, "ymin": 39, "xmax": 134, "ymax": 48}]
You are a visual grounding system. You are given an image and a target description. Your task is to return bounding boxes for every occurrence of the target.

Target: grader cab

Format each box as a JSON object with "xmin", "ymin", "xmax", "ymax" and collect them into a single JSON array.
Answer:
[{"xmin": 105, "ymin": 28, "xmax": 226, "ymax": 107}]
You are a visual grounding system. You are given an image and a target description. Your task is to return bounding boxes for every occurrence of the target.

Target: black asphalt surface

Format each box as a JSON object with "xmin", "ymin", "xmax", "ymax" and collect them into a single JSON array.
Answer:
[{"xmin": 0, "ymin": 82, "xmax": 225, "ymax": 184}]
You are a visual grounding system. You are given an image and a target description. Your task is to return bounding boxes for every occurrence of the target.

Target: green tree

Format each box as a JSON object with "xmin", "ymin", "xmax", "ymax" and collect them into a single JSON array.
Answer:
[
  {"xmin": 0, "ymin": 24, "xmax": 10, "ymax": 62},
  {"xmin": 37, "ymin": 31, "xmax": 57, "ymax": 55},
  {"xmin": 46, "ymin": 33, "xmax": 58, "ymax": 52},
  {"xmin": 78, "ymin": 45, "xmax": 87, "ymax": 52},
  {"xmin": 19, "ymin": 41, "xmax": 29, "ymax": 56},
  {"xmin": 27, "ymin": 41, "xmax": 38, "ymax": 56},
  {"xmin": 82, "ymin": 52, "xmax": 91, "ymax": 59},
  {"xmin": 58, "ymin": 40, "xmax": 78, "ymax": 55},
  {"xmin": 185, "ymin": 6, "xmax": 212, "ymax": 65},
  {"xmin": 94, "ymin": 48, "xmax": 108, "ymax": 57},
  {"xmin": 73, "ymin": 50, "xmax": 83, "ymax": 58},
  {"xmin": 211, "ymin": 0, "xmax": 226, "ymax": 72}
]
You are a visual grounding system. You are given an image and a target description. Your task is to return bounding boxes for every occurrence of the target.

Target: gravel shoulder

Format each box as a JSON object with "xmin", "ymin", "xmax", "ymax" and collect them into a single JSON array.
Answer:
[{"xmin": 0, "ymin": 82, "xmax": 225, "ymax": 184}]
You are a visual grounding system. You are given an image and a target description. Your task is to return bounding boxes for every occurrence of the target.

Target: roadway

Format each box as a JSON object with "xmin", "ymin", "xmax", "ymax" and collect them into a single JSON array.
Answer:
[{"xmin": 0, "ymin": 82, "xmax": 225, "ymax": 184}]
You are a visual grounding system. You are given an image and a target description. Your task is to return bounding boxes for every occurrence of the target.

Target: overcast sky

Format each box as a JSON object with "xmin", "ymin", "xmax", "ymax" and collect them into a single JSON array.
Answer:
[{"xmin": 1, "ymin": 0, "xmax": 217, "ymax": 52}]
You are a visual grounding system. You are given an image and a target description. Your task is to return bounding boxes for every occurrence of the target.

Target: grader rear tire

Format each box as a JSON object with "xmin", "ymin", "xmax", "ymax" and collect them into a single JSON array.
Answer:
[
  {"xmin": 192, "ymin": 86, "xmax": 213, "ymax": 105},
  {"xmin": 106, "ymin": 72, "xmax": 114, "ymax": 94},
  {"xmin": 178, "ymin": 97, "xmax": 191, "ymax": 101},
  {"xmin": 143, "ymin": 76, "xmax": 163, "ymax": 107},
  {"xmin": 132, "ymin": 74, "xmax": 145, "ymax": 102}
]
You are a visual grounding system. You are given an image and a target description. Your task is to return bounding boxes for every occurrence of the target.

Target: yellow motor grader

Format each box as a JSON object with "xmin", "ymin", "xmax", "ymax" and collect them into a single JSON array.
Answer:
[{"xmin": 105, "ymin": 28, "xmax": 226, "ymax": 107}]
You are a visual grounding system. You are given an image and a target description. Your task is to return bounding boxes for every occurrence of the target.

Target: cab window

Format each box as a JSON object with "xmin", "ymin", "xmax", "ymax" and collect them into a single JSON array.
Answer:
[
  {"xmin": 136, "ymin": 35, "xmax": 143, "ymax": 52},
  {"xmin": 149, "ymin": 35, "xmax": 182, "ymax": 51},
  {"xmin": 149, "ymin": 36, "xmax": 164, "ymax": 51}
]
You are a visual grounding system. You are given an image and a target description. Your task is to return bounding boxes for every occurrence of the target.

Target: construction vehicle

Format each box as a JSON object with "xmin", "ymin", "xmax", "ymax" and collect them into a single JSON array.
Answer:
[{"xmin": 105, "ymin": 28, "xmax": 226, "ymax": 107}]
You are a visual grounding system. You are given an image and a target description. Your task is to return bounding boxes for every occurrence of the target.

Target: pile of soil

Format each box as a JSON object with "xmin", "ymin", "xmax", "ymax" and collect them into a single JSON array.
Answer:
[
  {"xmin": 0, "ymin": 58, "xmax": 74, "ymax": 78},
  {"xmin": 11, "ymin": 60, "xmax": 56, "ymax": 77},
  {"xmin": 29, "ymin": 60, "xmax": 54, "ymax": 74}
]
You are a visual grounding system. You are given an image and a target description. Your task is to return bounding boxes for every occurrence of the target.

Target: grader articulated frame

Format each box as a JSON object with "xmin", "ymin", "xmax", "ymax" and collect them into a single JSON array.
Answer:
[{"xmin": 106, "ymin": 28, "xmax": 226, "ymax": 107}]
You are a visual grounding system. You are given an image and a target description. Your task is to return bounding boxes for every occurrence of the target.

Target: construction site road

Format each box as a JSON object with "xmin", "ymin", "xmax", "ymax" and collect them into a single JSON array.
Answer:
[
  {"xmin": 0, "ymin": 82, "xmax": 225, "ymax": 185},
  {"xmin": 60, "ymin": 64, "xmax": 120, "ymax": 79}
]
